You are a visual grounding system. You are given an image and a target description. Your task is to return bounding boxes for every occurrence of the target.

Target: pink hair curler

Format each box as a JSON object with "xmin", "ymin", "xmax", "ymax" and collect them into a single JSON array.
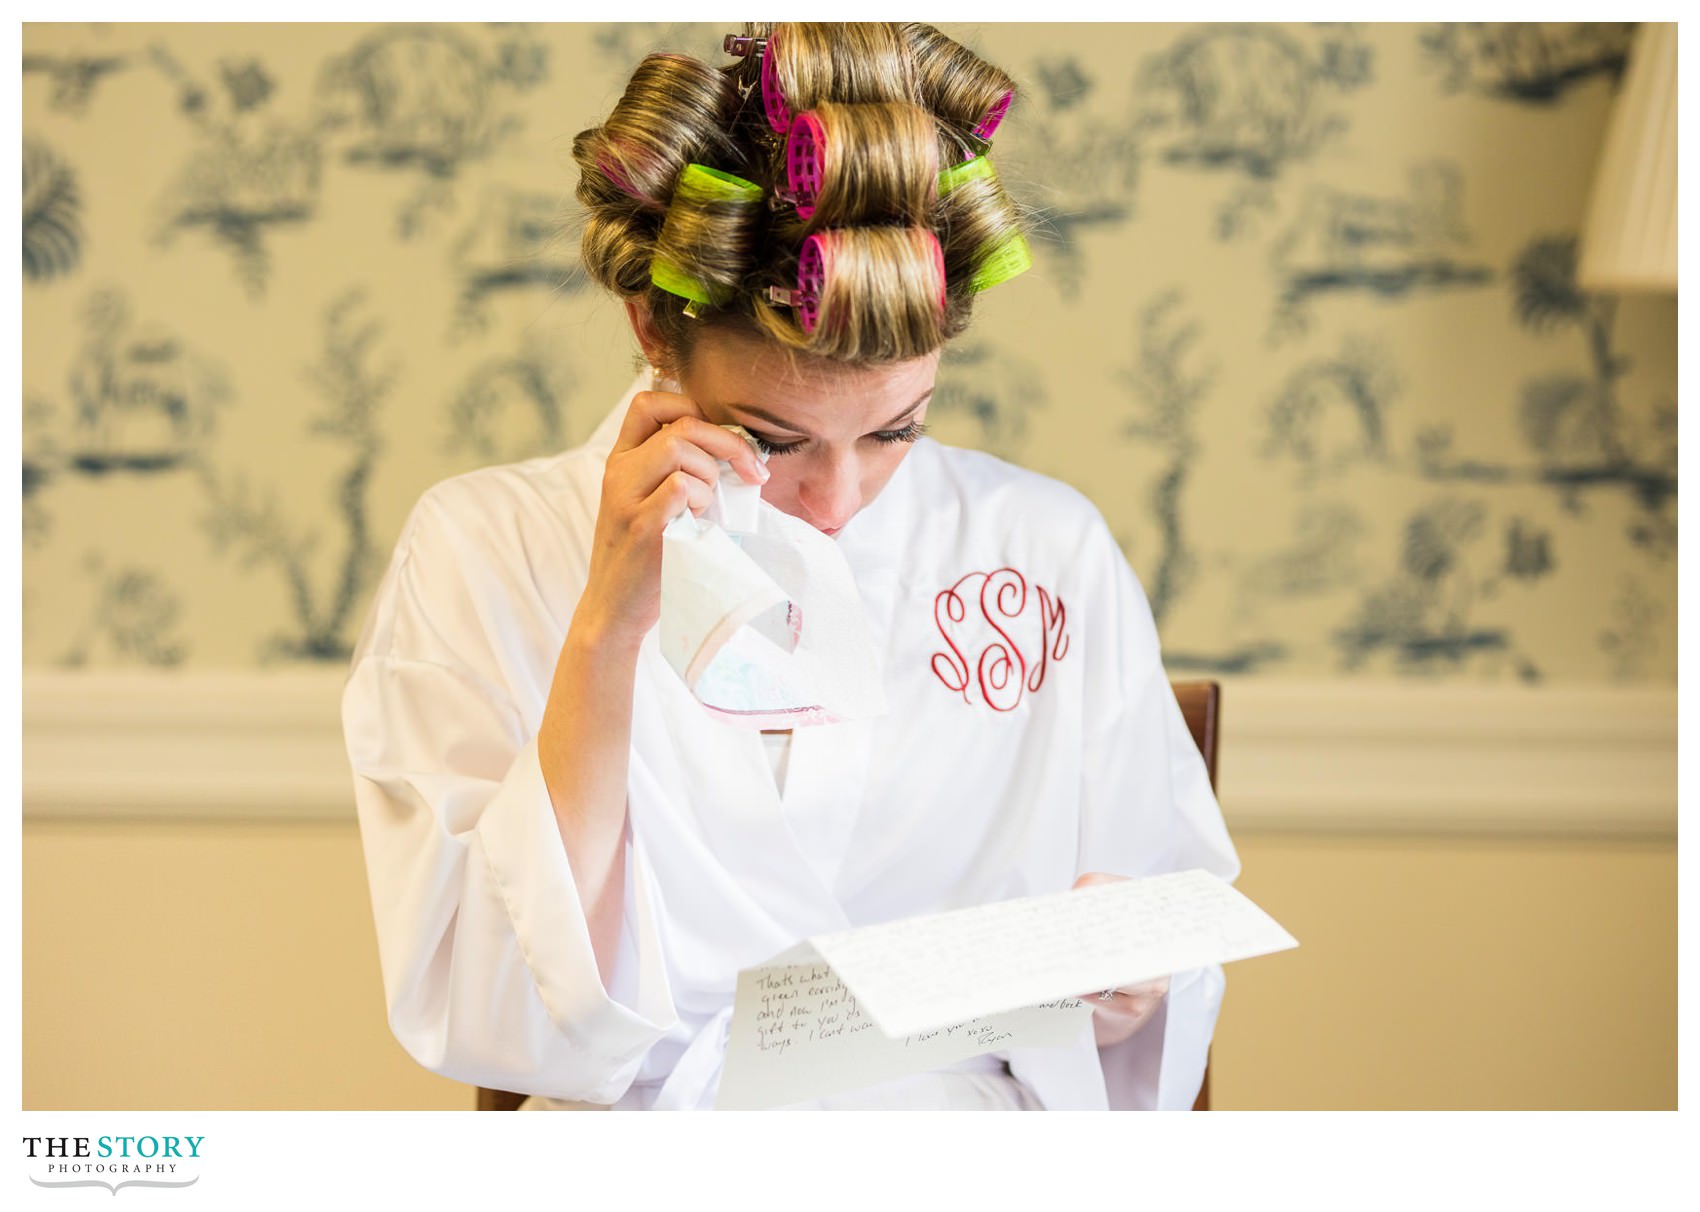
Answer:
[
  {"xmin": 766, "ymin": 229, "xmax": 946, "ymax": 334},
  {"xmin": 760, "ymin": 27, "xmax": 792, "ymax": 133},
  {"xmin": 972, "ymin": 90, "xmax": 1013, "ymax": 140},
  {"xmin": 785, "ymin": 111, "xmax": 826, "ymax": 220},
  {"xmin": 765, "ymin": 232, "xmax": 825, "ymax": 333},
  {"xmin": 927, "ymin": 228, "xmax": 947, "ymax": 309}
]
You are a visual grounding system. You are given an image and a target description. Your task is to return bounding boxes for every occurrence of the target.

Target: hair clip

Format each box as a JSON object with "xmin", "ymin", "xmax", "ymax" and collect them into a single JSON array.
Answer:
[
  {"xmin": 766, "ymin": 233, "xmax": 826, "ymax": 333},
  {"xmin": 722, "ymin": 31, "xmax": 792, "ymax": 133},
  {"xmin": 722, "ymin": 34, "xmax": 765, "ymax": 57}
]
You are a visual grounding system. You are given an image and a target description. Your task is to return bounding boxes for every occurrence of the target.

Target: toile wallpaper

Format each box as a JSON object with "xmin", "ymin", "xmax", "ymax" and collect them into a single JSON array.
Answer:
[{"xmin": 21, "ymin": 22, "xmax": 1676, "ymax": 681}]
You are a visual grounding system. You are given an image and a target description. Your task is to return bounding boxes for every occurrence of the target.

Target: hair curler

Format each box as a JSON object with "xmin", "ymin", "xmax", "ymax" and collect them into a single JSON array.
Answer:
[
  {"xmin": 650, "ymin": 164, "xmax": 766, "ymax": 309},
  {"xmin": 973, "ymin": 90, "xmax": 1013, "ymax": 140},
  {"xmin": 766, "ymin": 230, "xmax": 827, "ymax": 332},
  {"xmin": 766, "ymin": 228, "xmax": 946, "ymax": 334},
  {"xmin": 937, "ymin": 153, "xmax": 995, "ymax": 196},
  {"xmin": 968, "ymin": 232, "xmax": 1032, "ymax": 293},
  {"xmin": 935, "ymin": 155, "xmax": 1032, "ymax": 293},
  {"xmin": 783, "ymin": 111, "xmax": 826, "ymax": 219}
]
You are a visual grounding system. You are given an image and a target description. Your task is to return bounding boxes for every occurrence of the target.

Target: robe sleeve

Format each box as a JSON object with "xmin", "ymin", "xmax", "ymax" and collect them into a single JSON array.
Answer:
[
  {"xmin": 1074, "ymin": 519, "xmax": 1241, "ymax": 1110},
  {"xmin": 341, "ymin": 479, "xmax": 678, "ymax": 1104}
]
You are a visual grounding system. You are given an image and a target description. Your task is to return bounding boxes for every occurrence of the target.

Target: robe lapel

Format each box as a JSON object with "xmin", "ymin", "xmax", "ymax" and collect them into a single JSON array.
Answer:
[
  {"xmin": 777, "ymin": 716, "xmax": 876, "ymax": 898},
  {"xmin": 633, "ymin": 637, "xmax": 853, "ymax": 946}
]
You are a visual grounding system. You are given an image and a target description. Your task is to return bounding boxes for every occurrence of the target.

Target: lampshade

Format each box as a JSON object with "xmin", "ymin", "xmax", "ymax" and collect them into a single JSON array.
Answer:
[{"xmin": 1577, "ymin": 22, "xmax": 1677, "ymax": 293}]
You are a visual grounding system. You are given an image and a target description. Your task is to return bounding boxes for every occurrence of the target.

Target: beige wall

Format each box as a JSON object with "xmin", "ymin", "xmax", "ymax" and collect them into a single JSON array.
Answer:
[{"xmin": 23, "ymin": 820, "xmax": 1674, "ymax": 1111}]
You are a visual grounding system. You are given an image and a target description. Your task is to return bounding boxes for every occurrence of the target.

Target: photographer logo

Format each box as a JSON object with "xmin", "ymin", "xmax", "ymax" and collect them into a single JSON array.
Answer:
[{"xmin": 23, "ymin": 1135, "xmax": 202, "ymax": 1195}]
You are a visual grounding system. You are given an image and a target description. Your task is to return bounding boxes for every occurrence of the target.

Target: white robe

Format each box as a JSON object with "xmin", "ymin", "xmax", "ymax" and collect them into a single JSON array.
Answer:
[{"xmin": 343, "ymin": 370, "xmax": 1241, "ymax": 1110}]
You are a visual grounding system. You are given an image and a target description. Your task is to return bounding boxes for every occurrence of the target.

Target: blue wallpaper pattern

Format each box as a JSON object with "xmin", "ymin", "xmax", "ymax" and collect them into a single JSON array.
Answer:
[{"xmin": 20, "ymin": 22, "xmax": 1674, "ymax": 680}]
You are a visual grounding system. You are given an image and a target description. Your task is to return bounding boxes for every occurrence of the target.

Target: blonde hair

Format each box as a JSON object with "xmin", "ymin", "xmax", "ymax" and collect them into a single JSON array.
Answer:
[{"xmin": 571, "ymin": 22, "xmax": 1030, "ymax": 369}]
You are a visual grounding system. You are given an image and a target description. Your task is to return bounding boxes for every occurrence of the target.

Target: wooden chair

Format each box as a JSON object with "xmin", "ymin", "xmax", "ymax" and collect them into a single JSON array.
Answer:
[
  {"xmin": 1171, "ymin": 679, "xmax": 1220, "ymax": 1112},
  {"xmin": 478, "ymin": 679, "xmax": 1223, "ymax": 1111}
]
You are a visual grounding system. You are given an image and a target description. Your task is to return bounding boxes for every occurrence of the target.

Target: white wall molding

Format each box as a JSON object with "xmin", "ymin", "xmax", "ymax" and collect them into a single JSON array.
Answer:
[
  {"xmin": 1216, "ymin": 679, "xmax": 1676, "ymax": 839},
  {"xmin": 24, "ymin": 672, "xmax": 356, "ymax": 823},
  {"xmin": 22, "ymin": 672, "xmax": 1677, "ymax": 838}
]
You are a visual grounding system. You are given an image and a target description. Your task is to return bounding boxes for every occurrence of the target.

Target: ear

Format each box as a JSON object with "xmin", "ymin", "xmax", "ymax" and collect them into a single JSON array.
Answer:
[{"xmin": 624, "ymin": 296, "xmax": 670, "ymax": 368}]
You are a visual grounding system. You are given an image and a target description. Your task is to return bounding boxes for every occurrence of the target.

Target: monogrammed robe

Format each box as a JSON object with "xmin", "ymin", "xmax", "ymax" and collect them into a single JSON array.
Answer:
[{"xmin": 343, "ymin": 369, "xmax": 1240, "ymax": 1110}]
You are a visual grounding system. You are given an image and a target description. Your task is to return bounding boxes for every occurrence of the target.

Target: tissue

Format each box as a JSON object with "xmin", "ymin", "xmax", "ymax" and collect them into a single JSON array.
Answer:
[{"xmin": 657, "ymin": 428, "xmax": 886, "ymax": 728}]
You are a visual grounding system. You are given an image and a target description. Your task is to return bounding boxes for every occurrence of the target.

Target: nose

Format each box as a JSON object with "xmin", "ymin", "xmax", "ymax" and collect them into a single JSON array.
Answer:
[{"xmin": 796, "ymin": 451, "xmax": 862, "ymax": 533}]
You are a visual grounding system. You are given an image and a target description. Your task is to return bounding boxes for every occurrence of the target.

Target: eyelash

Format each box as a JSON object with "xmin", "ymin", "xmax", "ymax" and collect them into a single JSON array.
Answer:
[{"xmin": 750, "ymin": 421, "xmax": 929, "ymax": 458}]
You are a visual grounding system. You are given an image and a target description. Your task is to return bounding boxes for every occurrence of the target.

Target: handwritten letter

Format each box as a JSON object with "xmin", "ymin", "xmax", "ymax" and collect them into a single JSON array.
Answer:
[{"xmin": 716, "ymin": 954, "xmax": 1090, "ymax": 1111}]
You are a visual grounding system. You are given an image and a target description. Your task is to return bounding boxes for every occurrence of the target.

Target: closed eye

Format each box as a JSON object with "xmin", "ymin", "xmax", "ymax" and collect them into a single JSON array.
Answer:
[
  {"xmin": 870, "ymin": 420, "xmax": 928, "ymax": 445},
  {"xmin": 746, "ymin": 431, "xmax": 804, "ymax": 457},
  {"xmin": 747, "ymin": 420, "xmax": 927, "ymax": 457}
]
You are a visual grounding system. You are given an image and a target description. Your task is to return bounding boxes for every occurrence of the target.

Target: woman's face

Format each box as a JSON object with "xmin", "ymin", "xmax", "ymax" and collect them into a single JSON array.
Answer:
[{"xmin": 676, "ymin": 326, "xmax": 941, "ymax": 536}]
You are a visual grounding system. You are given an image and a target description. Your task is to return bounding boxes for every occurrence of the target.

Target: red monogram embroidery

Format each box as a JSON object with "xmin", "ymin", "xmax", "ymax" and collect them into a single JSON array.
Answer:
[{"xmin": 931, "ymin": 567, "xmax": 1070, "ymax": 711}]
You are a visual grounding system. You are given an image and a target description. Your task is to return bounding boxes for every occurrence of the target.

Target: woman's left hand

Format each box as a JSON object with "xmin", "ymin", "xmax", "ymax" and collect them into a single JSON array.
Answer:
[{"xmin": 1072, "ymin": 872, "xmax": 1171, "ymax": 1048}]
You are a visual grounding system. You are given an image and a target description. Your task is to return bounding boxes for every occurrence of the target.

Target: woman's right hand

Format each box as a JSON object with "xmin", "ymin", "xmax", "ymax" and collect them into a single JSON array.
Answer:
[{"xmin": 573, "ymin": 386, "xmax": 770, "ymax": 651}]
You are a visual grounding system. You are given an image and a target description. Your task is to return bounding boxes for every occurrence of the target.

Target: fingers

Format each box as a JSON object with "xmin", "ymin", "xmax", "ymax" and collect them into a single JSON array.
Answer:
[
  {"xmin": 616, "ymin": 393, "xmax": 769, "ymax": 486},
  {"xmin": 1089, "ymin": 982, "xmax": 1169, "ymax": 1048},
  {"xmin": 614, "ymin": 388, "xmax": 703, "ymax": 453},
  {"xmin": 667, "ymin": 415, "xmax": 768, "ymax": 485},
  {"xmin": 612, "ymin": 427, "xmax": 726, "ymax": 508},
  {"xmin": 1094, "ymin": 976, "xmax": 1170, "ymax": 1000},
  {"xmin": 1071, "ymin": 871, "xmax": 1127, "ymax": 891},
  {"xmin": 639, "ymin": 468, "xmax": 715, "ymax": 526}
]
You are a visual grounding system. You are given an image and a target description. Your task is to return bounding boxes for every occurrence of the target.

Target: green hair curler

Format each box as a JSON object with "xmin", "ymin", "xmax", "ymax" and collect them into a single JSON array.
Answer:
[
  {"xmin": 937, "ymin": 154, "xmax": 996, "ymax": 196},
  {"xmin": 650, "ymin": 164, "xmax": 765, "ymax": 309},
  {"xmin": 969, "ymin": 231, "xmax": 1032, "ymax": 293},
  {"xmin": 936, "ymin": 156, "xmax": 1032, "ymax": 292}
]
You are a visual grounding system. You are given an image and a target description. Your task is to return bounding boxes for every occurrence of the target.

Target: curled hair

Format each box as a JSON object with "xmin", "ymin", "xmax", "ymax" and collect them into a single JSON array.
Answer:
[
  {"xmin": 763, "ymin": 22, "xmax": 918, "ymax": 122},
  {"xmin": 652, "ymin": 165, "xmax": 766, "ymax": 305},
  {"xmin": 751, "ymin": 227, "xmax": 946, "ymax": 363},
  {"xmin": 784, "ymin": 101, "xmax": 940, "ymax": 230},
  {"xmin": 937, "ymin": 156, "xmax": 1030, "ymax": 304},
  {"xmin": 573, "ymin": 54, "xmax": 740, "ymax": 211},
  {"xmin": 572, "ymin": 23, "xmax": 1032, "ymax": 368},
  {"xmin": 900, "ymin": 23, "xmax": 1017, "ymax": 158}
]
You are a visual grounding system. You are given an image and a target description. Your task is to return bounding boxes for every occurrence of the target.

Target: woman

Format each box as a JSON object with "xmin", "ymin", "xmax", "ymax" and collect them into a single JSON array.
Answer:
[{"xmin": 343, "ymin": 22, "xmax": 1238, "ymax": 1110}]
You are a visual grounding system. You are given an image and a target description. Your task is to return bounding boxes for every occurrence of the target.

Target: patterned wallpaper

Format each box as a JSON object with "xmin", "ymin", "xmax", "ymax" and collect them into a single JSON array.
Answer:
[{"xmin": 21, "ymin": 22, "xmax": 1676, "ymax": 681}]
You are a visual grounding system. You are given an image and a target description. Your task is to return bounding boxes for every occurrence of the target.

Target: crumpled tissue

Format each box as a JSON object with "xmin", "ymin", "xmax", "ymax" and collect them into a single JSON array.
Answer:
[{"xmin": 658, "ymin": 427, "xmax": 886, "ymax": 728}]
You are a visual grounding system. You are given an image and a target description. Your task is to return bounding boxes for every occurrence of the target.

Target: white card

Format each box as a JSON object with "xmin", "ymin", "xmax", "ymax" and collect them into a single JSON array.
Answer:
[{"xmin": 808, "ymin": 869, "xmax": 1299, "ymax": 1037}]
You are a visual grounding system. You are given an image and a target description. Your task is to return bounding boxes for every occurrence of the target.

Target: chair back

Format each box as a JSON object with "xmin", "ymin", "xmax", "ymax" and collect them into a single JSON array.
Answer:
[
  {"xmin": 1169, "ymin": 680, "xmax": 1221, "ymax": 1112},
  {"xmin": 478, "ymin": 679, "xmax": 1224, "ymax": 1111}
]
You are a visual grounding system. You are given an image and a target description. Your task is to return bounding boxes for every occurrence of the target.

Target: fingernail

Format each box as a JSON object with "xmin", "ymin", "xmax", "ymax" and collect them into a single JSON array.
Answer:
[{"xmin": 754, "ymin": 462, "xmax": 770, "ymax": 482}]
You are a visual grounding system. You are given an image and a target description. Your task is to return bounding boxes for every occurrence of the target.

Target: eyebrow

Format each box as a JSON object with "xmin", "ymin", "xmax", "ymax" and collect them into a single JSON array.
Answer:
[{"xmin": 730, "ymin": 390, "xmax": 934, "ymax": 437}]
